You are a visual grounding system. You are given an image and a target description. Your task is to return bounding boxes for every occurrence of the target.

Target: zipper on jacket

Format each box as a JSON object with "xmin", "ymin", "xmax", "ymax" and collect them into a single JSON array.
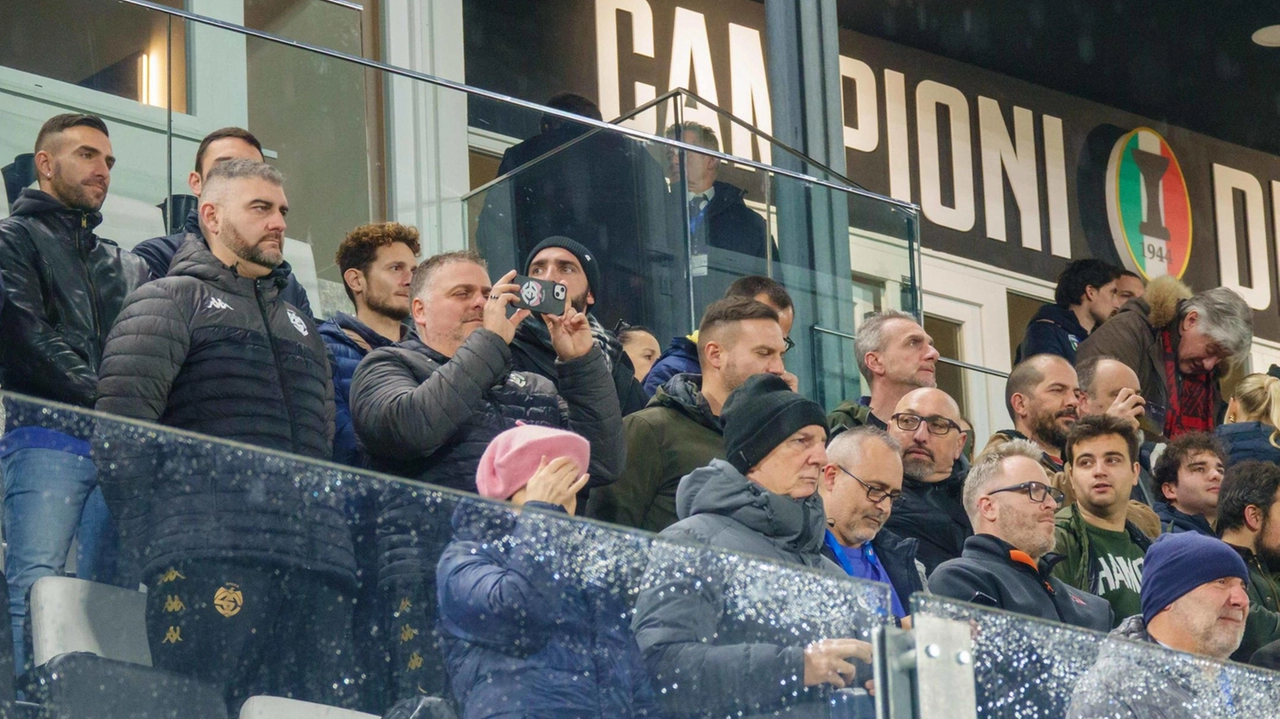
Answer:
[
  {"xmin": 77, "ymin": 213, "xmax": 102, "ymax": 338},
  {"xmin": 255, "ymin": 282, "xmax": 300, "ymax": 451}
]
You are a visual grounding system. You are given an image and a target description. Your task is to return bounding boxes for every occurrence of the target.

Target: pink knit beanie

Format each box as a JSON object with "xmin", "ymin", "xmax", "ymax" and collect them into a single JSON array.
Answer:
[{"xmin": 475, "ymin": 424, "xmax": 591, "ymax": 500}]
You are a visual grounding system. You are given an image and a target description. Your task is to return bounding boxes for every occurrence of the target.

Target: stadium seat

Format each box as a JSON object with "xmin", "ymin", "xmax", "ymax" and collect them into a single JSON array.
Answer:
[
  {"xmin": 238, "ymin": 696, "xmax": 378, "ymax": 718},
  {"xmin": 33, "ymin": 652, "xmax": 225, "ymax": 719},
  {"xmin": 29, "ymin": 577, "xmax": 150, "ymax": 668}
]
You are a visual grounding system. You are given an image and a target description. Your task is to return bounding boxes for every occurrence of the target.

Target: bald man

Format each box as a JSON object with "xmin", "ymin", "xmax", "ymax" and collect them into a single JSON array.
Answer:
[
  {"xmin": 982, "ymin": 354, "xmax": 1079, "ymax": 477},
  {"xmin": 883, "ymin": 387, "xmax": 973, "ymax": 574}
]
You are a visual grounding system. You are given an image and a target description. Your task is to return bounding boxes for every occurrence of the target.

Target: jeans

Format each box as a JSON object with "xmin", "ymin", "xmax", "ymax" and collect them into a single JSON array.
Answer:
[{"xmin": 1, "ymin": 447, "xmax": 122, "ymax": 675}]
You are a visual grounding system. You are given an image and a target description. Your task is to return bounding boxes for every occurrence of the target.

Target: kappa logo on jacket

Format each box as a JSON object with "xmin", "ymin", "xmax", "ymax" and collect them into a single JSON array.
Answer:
[
  {"xmin": 205, "ymin": 296, "xmax": 233, "ymax": 311},
  {"xmin": 287, "ymin": 308, "xmax": 309, "ymax": 336}
]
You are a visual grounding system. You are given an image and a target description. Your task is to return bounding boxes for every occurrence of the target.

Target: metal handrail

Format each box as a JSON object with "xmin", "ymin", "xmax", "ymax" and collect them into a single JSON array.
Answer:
[{"xmin": 113, "ymin": 0, "xmax": 919, "ymax": 213}]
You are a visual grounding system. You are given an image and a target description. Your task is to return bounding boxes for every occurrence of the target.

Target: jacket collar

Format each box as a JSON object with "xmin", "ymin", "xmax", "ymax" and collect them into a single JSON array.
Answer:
[
  {"xmin": 332, "ymin": 311, "xmax": 404, "ymax": 350},
  {"xmin": 168, "ymin": 234, "xmax": 290, "ymax": 299},
  {"xmin": 1031, "ymin": 302, "xmax": 1089, "ymax": 338},
  {"xmin": 964, "ymin": 533, "xmax": 1064, "ymax": 579},
  {"xmin": 652, "ymin": 373, "xmax": 721, "ymax": 431},
  {"xmin": 676, "ymin": 458, "xmax": 829, "ymax": 558},
  {"xmin": 10, "ymin": 188, "xmax": 103, "ymax": 239},
  {"xmin": 702, "ymin": 180, "xmax": 748, "ymax": 218}
]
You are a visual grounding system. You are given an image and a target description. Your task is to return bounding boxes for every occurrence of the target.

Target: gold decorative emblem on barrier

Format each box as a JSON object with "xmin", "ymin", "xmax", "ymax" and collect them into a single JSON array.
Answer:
[{"xmin": 213, "ymin": 584, "xmax": 244, "ymax": 618}]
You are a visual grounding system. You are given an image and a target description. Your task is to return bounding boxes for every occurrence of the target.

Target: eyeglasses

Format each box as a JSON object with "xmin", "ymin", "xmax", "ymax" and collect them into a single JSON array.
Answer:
[
  {"xmin": 892, "ymin": 412, "xmax": 962, "ymax": 436},
  {"xmin": 836, "ymin": 465, "xmax": 902, "ymax": 506},
  {"xmin": 784, "ymin": 335, "xmax": 795, "ymax": 353},
  {"xmin": 986, "ymin": 481, "xmax": 1065, "ymax": 506}
]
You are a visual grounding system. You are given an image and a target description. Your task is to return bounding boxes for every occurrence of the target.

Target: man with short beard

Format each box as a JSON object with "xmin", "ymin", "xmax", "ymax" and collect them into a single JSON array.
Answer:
[
  {"xmin": 95, "ymin": 159, "xmax": 353, "ymax": 711},
  {"xmin": 818, "ymin": 427, "xmax": 924, "ymax": 622},
  {"xmin": 1212, "ymin": 460, "xmax": 1280, "ymax": 662},
  {"xmin": 0, "ymin": 113, "xmax": 149, "ymax": 674},
  {"xmin": 930, "ymin": 440, "xmax": 1112, "ymax": 630},
  {"xmin": 883, "ymin": 387, "xmax": 972, "ymax": 574},
  {"xmin": 320, "ymin": 222, "xmax": 420, "ymax": 467},
  {"xmin": 510, "ymin": 236, "xmax": 648, "ymax": 415},
  {"xmin": 1068, "ymin": 533, "xmax": 1251, "ymax": 719},
  {"xmin": 981, "ymin": 354, "xmax": 1079, "ymax": 478}
]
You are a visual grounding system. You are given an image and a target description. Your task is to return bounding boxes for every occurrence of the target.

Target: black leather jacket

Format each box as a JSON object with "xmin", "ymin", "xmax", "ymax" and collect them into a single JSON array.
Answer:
[{"xmin": 0, "ymin": 189, "xmax": 148, "ymax": 408}]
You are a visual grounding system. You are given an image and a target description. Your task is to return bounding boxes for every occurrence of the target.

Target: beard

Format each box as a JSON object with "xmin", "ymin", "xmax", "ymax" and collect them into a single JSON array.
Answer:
[
  {"xmin": 902, "ymin": 453, "xmax": 935, "ymax": 482},
  {"xmin": 223, "ymin": 220, "xmax": 283, "ymax": 271},
  {"xmin": 1028, "ymin": 406, "xmax": 1075, "ymax": 452},
  {"xmin": 50, "ymin": 165, "xmax": 106, "ymax": 212},
  {"xmin": 365, "ymin": 288, "xmax": 411, "ymax": 322},
  {"xmin": 570, "ymin": 288, "xmax": 590, "ymax": 314},
  {"xmin": 1001, "ymin": 508, "xmax": 1056, "ymax": 559},
  {"xmin": 1257, "ymin": 517, "xmax": 1280, "ymax": 572}
]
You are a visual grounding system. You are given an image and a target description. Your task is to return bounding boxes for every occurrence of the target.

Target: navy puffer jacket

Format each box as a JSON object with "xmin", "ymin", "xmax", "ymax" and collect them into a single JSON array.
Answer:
[
  {"xmin": 1216, "ymin": 421, "xmax": 1280, "ymax": 467},
  {"xmin": 93, "ymin": 236, "xmax": 351, "ymax": 586},
  {"xmin": 318, "ymin": 312, "xmax": 405, "ymax": 467},
  {"xmin": 438, "ymin": 500, "xmax": 661, "ymax": 718}
]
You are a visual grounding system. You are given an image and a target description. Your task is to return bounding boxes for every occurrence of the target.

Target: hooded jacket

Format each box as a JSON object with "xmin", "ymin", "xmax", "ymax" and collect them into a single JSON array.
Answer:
[
  {"xmin": 1016, "ymin": 302, "xmax": 1089, "ymax": 364},
  {"xmin": 586, "ymin": 374, "xmax": 724, "ymax": 532},
  {"xmin": 632, "ymin": 459, "xmax": 846, "ymax": 718},
  {"xmin": 0, "ymin": 189, "xmax": 149, "ymax": 441},
  {"xmin": 1153, "ymin": 500, "xmax": 1215, "ymax": 536},
  {"xmin": 438, "ymin": 500, "xmax": 661, "ymax": 719},
  {"xmin": 1216, "ymin": 421, "xmax": 1280, "ymax": 467},
  {"xmin": 132, "ymin": 208, "xmax": 313, "ymax": 318},
  {"xmin": 642, "ymin": 335, "xmax": 699, "ymax": 397},
  {"xmin": 826, "ymin": 395, "xmax": 888, "ymax": 437},
  {"xmin": 1067, "ymin": 615, "xmax": 1244, "ymax": 719},
  {"xmin": 883, "ymin": 454, "xmax": 972, "ymax": 575},
  {"xmin": 94, "ymin": 235, "xmax": 350, "ymax": 585},
  {"xmin": 510, "ymin": 313, "xmax": 648, "ymax": 416},
  {"xmin": 1076, "ymin": 276, "xmax": 1209, "ymax": 438},
  {"xmin": 318, "ymin": 312, "xmax": 406, "ymax": 468},
  {"xmin": 929, "ymin": 534, "xmax": 1113, "ymax": 631}
]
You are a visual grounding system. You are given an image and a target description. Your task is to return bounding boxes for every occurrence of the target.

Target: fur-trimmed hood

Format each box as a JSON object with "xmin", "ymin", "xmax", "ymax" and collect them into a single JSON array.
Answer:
[{"xmin": 1141, "ymin": 275, "xmax": 1193, "ymax": 330}]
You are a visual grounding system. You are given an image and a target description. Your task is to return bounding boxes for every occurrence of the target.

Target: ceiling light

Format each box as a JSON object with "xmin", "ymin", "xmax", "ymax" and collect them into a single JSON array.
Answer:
[{"xmin": 1253, "ymin": 25, "xmax": 1280, "ymax": 47}]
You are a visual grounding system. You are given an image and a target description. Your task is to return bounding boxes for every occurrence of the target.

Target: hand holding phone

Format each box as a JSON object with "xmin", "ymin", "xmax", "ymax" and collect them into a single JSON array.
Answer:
[{"xmin": 511, "ymin": 275, "xmax": 568, "ymax": 315}]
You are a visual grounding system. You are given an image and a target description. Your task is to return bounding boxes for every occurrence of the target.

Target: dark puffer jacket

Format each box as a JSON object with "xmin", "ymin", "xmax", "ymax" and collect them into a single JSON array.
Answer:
[
  {"xmin": 94, "ymin": 236, "xmax": 350, "ymax": 585},
  {"xmin": 509, "ymin": 313, "xmax": 648, "ymax": 417},
  {"xmin": 1216, "ymin": 421, "xmax": 1280, "ymax": 467},
  {"xmin": 0, "ymin": 189, "xmax": 149, "ymax": 416},
  {"xmin": 350, "ymin": 329, "xmax": 624, "ymax": 587},
  {"xmin": 318, "ymin": 312, "xmax": 405, "ymax": 468},
  {"xmin": 133, "ymin": 208, "xmax": 313, "ymax": 318},
  {"xmin": 438, "ymin": 500, "xmax": 661, "ymax": 719},
  {"xmin": 632, "ymin": 459, "xmax": 851, "ymax": 719},
  {"xmin": 642, "ymin": 336, "xmax": 699, "ymax": 397},
  {"xmin": 1016, "ymin": 302, "xmax": 1089, "ymax": 364}
]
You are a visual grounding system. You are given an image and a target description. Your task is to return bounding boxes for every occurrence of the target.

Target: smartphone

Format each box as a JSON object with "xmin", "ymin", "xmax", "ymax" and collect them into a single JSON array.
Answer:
[{"xmin": 511, "ymin": 275, "xmax": 568, "ymax": 315}]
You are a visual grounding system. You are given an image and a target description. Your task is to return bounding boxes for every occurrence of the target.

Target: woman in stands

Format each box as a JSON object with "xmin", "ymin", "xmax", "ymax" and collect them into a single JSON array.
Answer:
[
  {"xmin": 1217, "ymin": 373, "xmax": 1280, "ymax": 466},
  {"xmin": 436, "ymin": 425, "xmax": 661, "ymax": 718}
]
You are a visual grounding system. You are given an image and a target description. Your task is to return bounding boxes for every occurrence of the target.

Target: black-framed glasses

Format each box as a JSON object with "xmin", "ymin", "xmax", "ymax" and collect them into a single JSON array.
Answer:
[
  {"xmin": 836, "ymin": 465, "xmax": 902, "ymax": 506},
  {"xmin": 784, "ymin": 335, "xmax": 795, "ymax": 353},
  {"xmin": 892, "ymin": 412, "xmax": 961, "ymax": 436},
  {"xmin": 986, "ymin": 481, "xmax": 1065, "ymax": 506}
]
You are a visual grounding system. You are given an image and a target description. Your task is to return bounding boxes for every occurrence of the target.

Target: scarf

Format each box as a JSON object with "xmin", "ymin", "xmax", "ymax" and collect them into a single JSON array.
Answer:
[{"xmin": 1160, "ymin": 329, "xmax": 1215, "ymax": 438}]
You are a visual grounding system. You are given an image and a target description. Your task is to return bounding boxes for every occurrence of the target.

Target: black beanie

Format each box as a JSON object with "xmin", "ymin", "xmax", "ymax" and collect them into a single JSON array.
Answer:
[
  {"xmin": 722, "ymin": 374, "xmax": 828, "ymax": 474},
  {"xmin": 525, "ymin": 236, "xmax": 601, "ymax": 295}
]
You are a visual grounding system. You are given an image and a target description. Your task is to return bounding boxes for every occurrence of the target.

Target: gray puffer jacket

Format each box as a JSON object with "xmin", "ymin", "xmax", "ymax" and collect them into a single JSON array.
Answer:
[
  {"xmin": 632, "ymin": 459, "xmax": 849, "ymax": 719},
  {"xmin": 1067, "ymin": 615, "xmax": 1245, "ymax": 718}
]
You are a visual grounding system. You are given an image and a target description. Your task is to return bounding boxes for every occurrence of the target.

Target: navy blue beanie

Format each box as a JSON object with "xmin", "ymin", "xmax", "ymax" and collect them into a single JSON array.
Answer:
[
  {"xmin": 1140, "ymin": 532, "xmax": 1249, "ymax": 625},
  {"xmin": 525, "ymin": 236, "xmax": 601, "ymax": 295}
]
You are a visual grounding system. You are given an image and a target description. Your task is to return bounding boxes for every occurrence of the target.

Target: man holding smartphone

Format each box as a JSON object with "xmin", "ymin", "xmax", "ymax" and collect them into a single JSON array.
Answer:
[{"xmin": 510, "ymin": 236, "xmax": 649, "ymax": 415}]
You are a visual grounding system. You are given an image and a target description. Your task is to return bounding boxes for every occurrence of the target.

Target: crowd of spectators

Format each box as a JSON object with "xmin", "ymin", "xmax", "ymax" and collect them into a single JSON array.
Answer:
[{"xmin": 1, "ymin": 111, "xmax": 1278, "ymax": 718}]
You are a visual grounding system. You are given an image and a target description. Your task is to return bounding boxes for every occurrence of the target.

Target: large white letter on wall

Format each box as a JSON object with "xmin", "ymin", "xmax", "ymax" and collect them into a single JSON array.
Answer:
[
  {"xmin": 728, "ymin": 23, "xmax": 771, "ymax": 163},
  {"xmin": 978, "ymin": 97, "xmax": 1040, "ymax": 248},
  {"xmin": 1213, "ymin": 163, "xmax": 1271, "ymax": 310},
  {"xmin": 916, "ymin": 80, "xmax": 975, "ymax": 232},
  {"xmin": 669, "ymin": 7, "xmax": 722, "ymax": 141},
  {"xmin": 884, "ymin": 69, "xmax": 911, "ymax": 203},
  {"xmin": 595, "ymin": 0, "xmax": 655, "ymax": 130},
  {"xmin": 839, "ymin": 56, "xmax": 878, "ymax": 153}
]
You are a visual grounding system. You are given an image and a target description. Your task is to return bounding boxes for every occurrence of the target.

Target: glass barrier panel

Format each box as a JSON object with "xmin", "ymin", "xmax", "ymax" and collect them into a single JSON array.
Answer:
[
  {"xmin": 912, "ymin": 593, "xmax": 1280, "ymax": 719},
  {"xmin": 1, "ymin": 392, "xmax": 892, "ymax": 717}
]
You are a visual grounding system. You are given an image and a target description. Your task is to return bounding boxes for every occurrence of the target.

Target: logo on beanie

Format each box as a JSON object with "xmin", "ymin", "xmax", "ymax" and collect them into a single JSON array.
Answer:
[{"xmin": 520, "ymin": 280, "xmax": 545, "ymax": 307}]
